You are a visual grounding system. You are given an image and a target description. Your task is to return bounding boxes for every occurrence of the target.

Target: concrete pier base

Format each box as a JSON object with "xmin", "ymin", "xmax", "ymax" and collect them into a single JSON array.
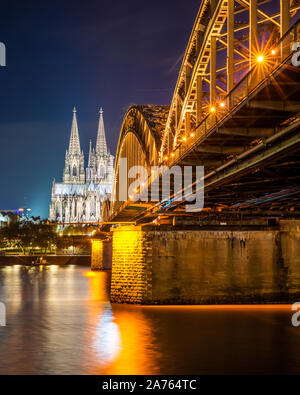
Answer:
[
  {"xmin": 91, "ymin": 240, "xmax": 112, "ymax": 270},
  {"xmin": 110, "ymin": 221, "xmax": 300, "ymax": 304},
  {"xmin": 91, "ymin": 240, "xmax": 103, "ymax": 270}
]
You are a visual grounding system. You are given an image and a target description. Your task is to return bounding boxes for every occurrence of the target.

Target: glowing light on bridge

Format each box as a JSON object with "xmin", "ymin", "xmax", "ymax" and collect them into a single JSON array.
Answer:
[
  {"xmin": 257, "ymin": 54, "xmax": 264, "ymax": 63},
  {"xmin": 210, "ymin": 106, "xmax": 216, "ymax": 113}
]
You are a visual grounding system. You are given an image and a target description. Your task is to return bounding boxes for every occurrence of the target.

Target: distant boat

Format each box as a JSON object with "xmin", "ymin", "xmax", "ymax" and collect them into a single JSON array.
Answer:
[{"xmin": 31, "ymin": 256, "xmax": 47, "ymax": 265}]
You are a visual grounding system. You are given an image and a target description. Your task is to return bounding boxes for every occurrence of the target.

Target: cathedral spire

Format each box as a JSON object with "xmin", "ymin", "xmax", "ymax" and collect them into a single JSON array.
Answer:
[
  {"xmin": 63, "ymin": 107, "xmax": 85, "ymax": 184},
  {"xmin": 51, "ymin": 178, "xmax": 56, "ymax": 198},
  {"xmin": 96, "ymin": 107, "xmax": 107, "ymax": 156},
  {"xmin": 88, "ymin": 139, "xmax": 93, "ymax": 167},
  {"xmin": 68, "ymin": 107, "xmax": 81, "ymax": 154}
]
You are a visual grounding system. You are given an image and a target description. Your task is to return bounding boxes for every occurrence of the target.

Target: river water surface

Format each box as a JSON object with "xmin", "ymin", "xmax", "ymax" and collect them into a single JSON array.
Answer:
[{"xmin": 0, "ymin": 264, "xmax": 300, "ymax": 374}]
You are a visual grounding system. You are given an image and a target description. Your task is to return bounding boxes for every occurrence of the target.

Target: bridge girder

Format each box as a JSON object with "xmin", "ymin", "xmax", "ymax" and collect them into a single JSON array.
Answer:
[
  {"xmin": 160, "ymin": 0, "xmax": 299, "ymax": 159},
  {"xmin": 106, "ymin": 1, "xmax": 300, "ymax": 225},
  {"xmin": 107, "ymin": 105, "xmax": 169, "ymax": 221}
]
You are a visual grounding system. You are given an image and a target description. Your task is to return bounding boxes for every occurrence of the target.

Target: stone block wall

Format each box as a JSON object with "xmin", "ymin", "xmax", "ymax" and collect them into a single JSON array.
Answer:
[
  {"xmin": 110, "ymin": 221, "xmax": 300, "ymax": 304},
  {"xmin": 103, "ymin": 240, "xmax": 112, "ymax": 270},
  {"xmin": 151, "ymin": 230, "xmax": 292, "ymax": 304},
  {"xmin": 110, "ymin": 226, "xmax": 152, "ymax": 303},
  {"xmin": 91, "ymin": 240, "xmax": 103, "ymax": 270}
]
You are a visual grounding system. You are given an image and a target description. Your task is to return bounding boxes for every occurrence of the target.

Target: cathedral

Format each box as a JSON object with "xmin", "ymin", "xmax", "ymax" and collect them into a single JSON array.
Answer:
[{"xmin": 49, "ymin": 108, "xmax": 114, "ymax": 224}]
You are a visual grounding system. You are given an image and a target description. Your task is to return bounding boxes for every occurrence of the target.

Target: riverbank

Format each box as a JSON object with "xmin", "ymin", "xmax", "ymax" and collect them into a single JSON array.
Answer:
[{"xmin": 0, "ymin": 255, "xmax": 91, "ymax": 266}]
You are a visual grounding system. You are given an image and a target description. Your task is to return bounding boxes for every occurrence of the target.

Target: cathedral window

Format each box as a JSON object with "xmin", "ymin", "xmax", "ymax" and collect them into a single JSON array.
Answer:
[
  {"xmin": 90, "ymin": 198, "xmax": 95, "ymax": 216},
  {"xmin": 56, "ymin": 203, "xmax": 60, "ymax": 218},
  {"xmin": 73, "ymin": 166, "xmax": 77, "ymax": 177}
]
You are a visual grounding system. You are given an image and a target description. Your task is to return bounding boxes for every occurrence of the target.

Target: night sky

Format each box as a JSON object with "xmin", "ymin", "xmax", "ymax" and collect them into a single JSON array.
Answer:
[{"xmin": 0, "ymin": 0, "xmax": 200, "ymax": 217}]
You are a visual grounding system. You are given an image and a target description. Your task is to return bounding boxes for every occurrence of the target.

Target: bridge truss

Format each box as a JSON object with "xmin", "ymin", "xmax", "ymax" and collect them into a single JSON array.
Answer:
[{"xmin": 104, "ymin": 0, "xmax": 300, "ymax": 226}]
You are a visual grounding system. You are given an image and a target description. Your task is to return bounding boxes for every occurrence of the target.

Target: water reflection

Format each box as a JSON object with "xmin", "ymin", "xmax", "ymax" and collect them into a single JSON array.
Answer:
[
  {"xmin": 93, "ymin": 304, "xmax": 121, "ymax": 365},
  {"xmin": 0, "ymin": 265, "xmax": 300, "ymax": 374},
  {"xmin": 99, "ymin": 306, "xmax": 161, "ymax": 375},
  {"xmin": 86, "ymin": 271, "xmax": 160, "ymax": 374},
  {"xmin": 85, "ymin": 271, "xmax": 121, "ymax": 371}
]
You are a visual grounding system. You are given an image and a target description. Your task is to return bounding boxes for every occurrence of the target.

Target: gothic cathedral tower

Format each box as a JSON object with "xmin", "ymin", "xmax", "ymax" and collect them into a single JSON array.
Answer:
[
  {"xmin": 49, "ymin": 107, "xmax": 114, "ymax": 224},
  {"xmin": 63, "ymin": 108, "xmax": 85, "ymax": 184},
  {"xmin": 86, "ymin": 108, "xmax": 114, "ymax": 185}
]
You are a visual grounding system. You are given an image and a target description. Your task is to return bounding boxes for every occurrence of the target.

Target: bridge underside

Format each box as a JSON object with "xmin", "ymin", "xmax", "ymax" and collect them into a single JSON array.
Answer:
[
  {"xmin": 104, "ymin": 1, "xmax": 300, "ymax": 228},
  {"xmin": 106, "ymin": 59, "xmax": 300, "ymax": 227}
]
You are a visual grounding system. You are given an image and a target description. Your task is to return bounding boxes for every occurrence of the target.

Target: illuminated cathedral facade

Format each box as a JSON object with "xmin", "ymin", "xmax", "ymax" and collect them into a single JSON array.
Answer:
[{"xmin": 49, "ymin": 108, "xmax": 114, "ymax": 223}]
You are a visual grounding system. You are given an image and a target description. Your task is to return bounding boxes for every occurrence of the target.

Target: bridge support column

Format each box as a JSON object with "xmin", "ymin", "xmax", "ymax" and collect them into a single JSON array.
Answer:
[
  {"xmin": 185, "ymin": 112, "xmax": 191, "ymax": 137},
  {"xmin": 210, "ymin": 36, "xmax": 216, "ymax": 107},
  {"xmin": 210, "ymin": 0, "xmax": 216, "ymax": 17},
  {"xmin": 110, "ymin": 222, "xmax": 300, "ymax": 305},
  {"xmin": 91, "ymin": 239, "xmax": 112, "ymax": 270},
  {"xmin": 110, "ymin": 226, "xmax": 152, "ymax": 303},
  {"xmin": 91, "ymin": 240, "xmax": 103, "ymax": 270},
  {"xmin": 249, "ymin": 0, "xmax": 258, "ymax": 87},
  {"xmin": 185, "ymin": 64, "xmax": 191, "ymax": 96},
  {"xmin": 280, "ymin": 0, "xmax": 290, "ymax": 60},
  {"xmin": 196, "ymin": 27, "xmax": 204, "ymax": 55},
  {"xmin": 175, "ymin": 97, "xmax": 181, "ymax": 132},
  {"xmin": 196, "ymin": 75, "xmax": 202, "ymax": 125},
  {"xmin": 227, "ymin": 0, "xmax": 234, "ymax": 101}
]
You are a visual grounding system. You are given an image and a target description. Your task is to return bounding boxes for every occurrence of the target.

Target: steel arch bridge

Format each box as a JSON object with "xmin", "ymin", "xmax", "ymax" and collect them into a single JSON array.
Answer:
[{"xmin": 104, "ymin": 0, "xmax": 300, "ymax": 225}]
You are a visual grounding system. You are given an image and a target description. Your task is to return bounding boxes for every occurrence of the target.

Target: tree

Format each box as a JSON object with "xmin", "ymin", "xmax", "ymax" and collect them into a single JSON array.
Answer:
[{"xmin": 0, "ymin": 219, "xmax": 58, "ymax": 254}]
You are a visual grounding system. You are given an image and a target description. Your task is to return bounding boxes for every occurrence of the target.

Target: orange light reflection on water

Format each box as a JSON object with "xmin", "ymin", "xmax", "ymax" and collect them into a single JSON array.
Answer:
[
  {"xmin": 101, "ymin": 307, "xmax": 161, "ymax": 375},
  {"xmin": 83, "ymin": 270, "xmax": 293, "ymax": 375},
  {"xmin": 138, "ymin": 304, "xmax": 293, "ymax": 310},
  {"xmin": 83, "ymin": 270, "xmax": 161, "ymax": 374},
  {"xmin": 84, "ymin": 270, "xmax": 98, "ymax": 278},
  {"xmin": 85, "ymin": 270, "xmax": 109, "ymax": 301}
]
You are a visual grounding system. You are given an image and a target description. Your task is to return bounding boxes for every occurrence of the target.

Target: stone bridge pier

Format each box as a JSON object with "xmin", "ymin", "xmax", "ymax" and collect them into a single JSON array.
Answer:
[
  {"xmin": 91, "ymin": 239, "xmax": 112, "ymax": 271},
  {"xmin": 92, "ymin": 221, "xmax": 300, "ymax": 304}
]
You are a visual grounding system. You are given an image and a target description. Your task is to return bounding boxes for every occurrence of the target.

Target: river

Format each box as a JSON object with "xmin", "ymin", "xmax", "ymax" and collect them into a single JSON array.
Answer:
[{"xmin": 0, "ymin": 264, "xmax": 299, "ymax": 374}]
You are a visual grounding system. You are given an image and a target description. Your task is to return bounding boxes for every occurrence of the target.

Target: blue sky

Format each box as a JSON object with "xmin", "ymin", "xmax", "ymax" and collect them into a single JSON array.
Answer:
[{"xmin": 0, "ymin": 0, "xmax": 201, "ymax": 218}]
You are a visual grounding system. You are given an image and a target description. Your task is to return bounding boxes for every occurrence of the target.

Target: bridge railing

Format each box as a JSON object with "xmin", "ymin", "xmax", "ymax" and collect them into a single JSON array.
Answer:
[
  {"xmin": 168, "ymin": 18, "xmax": 300, "ymax": 167},
  {"xmin": 228, "ymin": 18, "xmax": 300, "ymax": 110}
]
